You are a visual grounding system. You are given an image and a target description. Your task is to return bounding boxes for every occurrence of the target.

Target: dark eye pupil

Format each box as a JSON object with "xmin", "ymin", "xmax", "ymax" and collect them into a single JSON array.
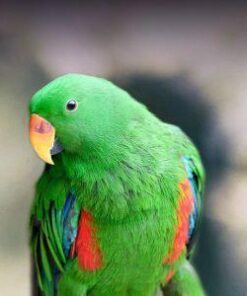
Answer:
[{"xmin": 66, "ymin": 99, "xmax": 77, "ymax": 111}]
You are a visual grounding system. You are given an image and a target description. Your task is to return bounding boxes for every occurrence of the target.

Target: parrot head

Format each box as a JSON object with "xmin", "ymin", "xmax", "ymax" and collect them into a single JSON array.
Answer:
[{"xmin": 29, "ymin": 73, "xmax": 141, "ymax": 165}]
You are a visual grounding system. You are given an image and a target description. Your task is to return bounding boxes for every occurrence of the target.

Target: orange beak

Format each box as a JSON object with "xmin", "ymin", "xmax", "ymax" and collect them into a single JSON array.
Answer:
[{"xmin": 29, "ymin": 114, "xmax": 55, "ymax": 165}]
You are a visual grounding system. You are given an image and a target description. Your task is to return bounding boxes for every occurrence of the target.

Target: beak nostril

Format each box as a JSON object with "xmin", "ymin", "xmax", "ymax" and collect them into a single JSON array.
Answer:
[{"xmin": 34, "ymin": 121, "xmax": 52, "ymax": 134}]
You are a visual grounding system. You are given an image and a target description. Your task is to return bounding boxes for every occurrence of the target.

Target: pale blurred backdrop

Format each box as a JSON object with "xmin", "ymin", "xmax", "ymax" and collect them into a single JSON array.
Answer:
[{"xmin": 0, "ymin": 1, "xmax": 247, "ymax": 295}]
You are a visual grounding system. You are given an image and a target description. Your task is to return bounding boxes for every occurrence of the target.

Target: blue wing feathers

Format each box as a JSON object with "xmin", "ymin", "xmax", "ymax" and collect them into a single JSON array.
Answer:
[
  {"xmin": 183, "ymin": 157, "xmax": 201, "ymax": 251},
  {"xmin": 62, "ymin": 192, "xmax": 80, "ymax": 257}
]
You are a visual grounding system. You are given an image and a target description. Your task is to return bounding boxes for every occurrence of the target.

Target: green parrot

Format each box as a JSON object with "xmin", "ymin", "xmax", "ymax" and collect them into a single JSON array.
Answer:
[{"xmin": 29, "ymin": 74, "xmax": 205, "ymax": 296}]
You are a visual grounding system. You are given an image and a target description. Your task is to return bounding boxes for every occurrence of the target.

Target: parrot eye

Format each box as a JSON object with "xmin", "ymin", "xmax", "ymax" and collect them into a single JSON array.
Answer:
[{"xmin": 66, "ymin": 99, "xmax": 77, "ymax": 111}]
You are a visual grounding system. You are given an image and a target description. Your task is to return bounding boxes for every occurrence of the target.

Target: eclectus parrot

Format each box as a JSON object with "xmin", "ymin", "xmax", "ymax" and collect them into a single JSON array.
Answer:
[{"xmin": 29, "ymin": 74, "xmax": 205, "ymax": 296}]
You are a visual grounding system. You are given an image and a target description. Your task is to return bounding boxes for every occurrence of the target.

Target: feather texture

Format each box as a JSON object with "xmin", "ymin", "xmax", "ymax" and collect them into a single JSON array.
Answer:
[
  {"xmin": 183, "ymin": 156, "xmax": 203, "ymax": 254},
  {"xmin": 74, "ymin": 210, "xmax": 102, "ymax": 271},
  {"xmin": 31, "ymin": 192, "xmax": 80, "ymax": 295}
]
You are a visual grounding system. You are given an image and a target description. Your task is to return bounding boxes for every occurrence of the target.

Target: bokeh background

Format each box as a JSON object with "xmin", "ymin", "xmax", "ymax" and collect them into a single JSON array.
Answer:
[{"xmin": 0, "ymin": 1, "xmax": 247, "ymax": 295}]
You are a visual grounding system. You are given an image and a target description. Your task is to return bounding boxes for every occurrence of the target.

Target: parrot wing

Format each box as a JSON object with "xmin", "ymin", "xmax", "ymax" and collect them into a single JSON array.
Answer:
[
  {"xmin": 31, "ymin": 192, "xmax": 81, "ymax": 295},
  {"xmin": 182, "ymin": 156, "xmax": 204, "ymax": 256},
  {"xmin": 163, "ymin": 154, "xmax": 204, "ymax": 266}
]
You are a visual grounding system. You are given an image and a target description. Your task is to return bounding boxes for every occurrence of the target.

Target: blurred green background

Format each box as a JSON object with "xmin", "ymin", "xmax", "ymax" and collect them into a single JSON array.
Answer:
[{"xmin": 0, "ymin": 1, "xmax": 247, "ymax": 295}]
